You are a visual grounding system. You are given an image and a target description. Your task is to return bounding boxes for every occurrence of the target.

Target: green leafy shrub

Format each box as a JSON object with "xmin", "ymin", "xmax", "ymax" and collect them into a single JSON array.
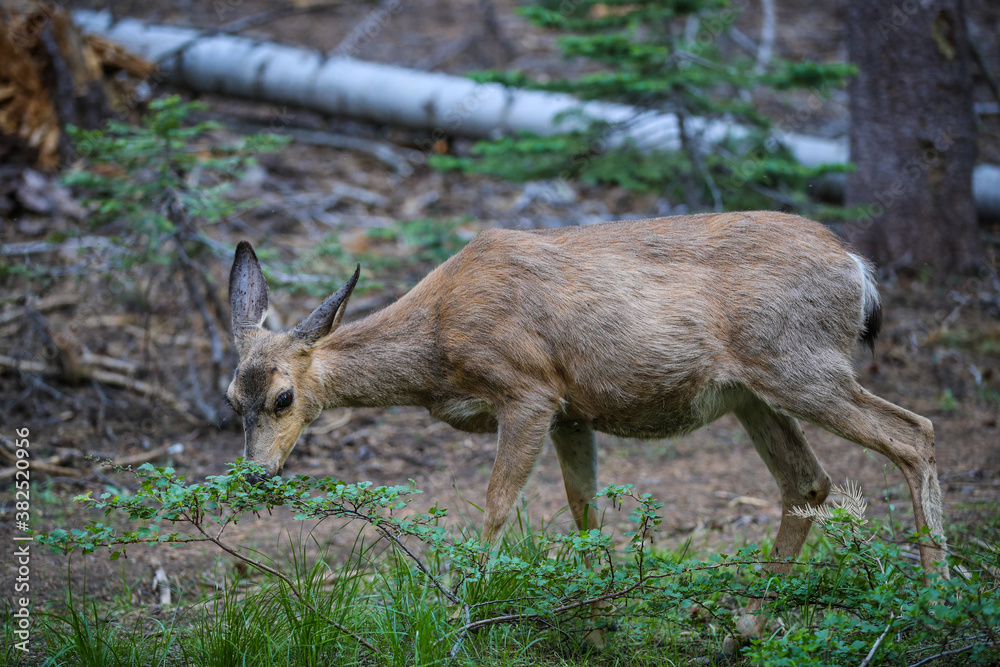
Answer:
[{"xmin": 34, "ymin": 465, "xmax": 1000, "ymax": 665}]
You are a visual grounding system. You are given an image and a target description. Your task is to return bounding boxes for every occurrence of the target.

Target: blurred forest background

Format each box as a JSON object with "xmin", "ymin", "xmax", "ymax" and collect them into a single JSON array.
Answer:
[{"xmin": 2, "ymin": 0, "xmax": 1000, "ymax": 664}]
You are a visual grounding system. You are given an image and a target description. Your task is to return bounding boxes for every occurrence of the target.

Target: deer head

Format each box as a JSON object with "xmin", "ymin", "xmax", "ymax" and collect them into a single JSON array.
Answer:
[{"xmin": 226, "ymin": 241, "xmax": 359, "ymax": 477}]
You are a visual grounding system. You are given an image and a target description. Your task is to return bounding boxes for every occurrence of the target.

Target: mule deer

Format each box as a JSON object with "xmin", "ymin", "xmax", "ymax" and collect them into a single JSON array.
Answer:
[{"xmin": 227, "ymin": 211, "xmax": 946, "ymax": 638}]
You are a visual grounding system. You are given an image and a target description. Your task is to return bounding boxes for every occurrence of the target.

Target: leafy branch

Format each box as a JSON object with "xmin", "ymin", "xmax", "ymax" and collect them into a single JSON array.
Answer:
[{"xmin": 35, "ymin": 464, "xmax": 1000, "ymax": 664}]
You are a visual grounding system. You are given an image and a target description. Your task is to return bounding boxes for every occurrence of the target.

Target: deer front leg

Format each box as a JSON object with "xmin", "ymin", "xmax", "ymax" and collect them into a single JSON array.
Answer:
[{"xmin": 481, "ymin": 404, "xmax": 554, "ymax": 543}]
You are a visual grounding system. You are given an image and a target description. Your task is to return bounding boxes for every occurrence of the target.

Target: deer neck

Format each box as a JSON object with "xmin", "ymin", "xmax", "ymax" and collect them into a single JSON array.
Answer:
[{"xmin": 313, "ymin": 304, "xmax": 440, "ymax": 409}]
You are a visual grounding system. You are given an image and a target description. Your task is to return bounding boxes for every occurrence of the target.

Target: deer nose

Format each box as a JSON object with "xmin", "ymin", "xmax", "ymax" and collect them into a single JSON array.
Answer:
[
  {"xmin": 245, "ymin": 464, "xmax": 283, "ymax": 487},
  {"xmin": 245, "ymin": 472, "xmax": 269, "ymax": 486}
]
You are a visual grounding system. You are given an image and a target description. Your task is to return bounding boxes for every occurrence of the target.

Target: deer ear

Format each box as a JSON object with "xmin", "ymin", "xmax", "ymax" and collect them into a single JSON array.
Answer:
[
  {"xmin": 294, "ymin": 264, "xmax": 360, "ymax": 346},
  {"xmin": 229, "ymin": 241, "xmax": 269, "ymax": 348}
]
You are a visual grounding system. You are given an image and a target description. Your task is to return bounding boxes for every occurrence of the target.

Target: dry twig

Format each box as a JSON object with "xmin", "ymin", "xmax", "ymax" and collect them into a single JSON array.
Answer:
[
  {"xmin": 859, "ymin": 613, "xmax": 894, "ymax": 667},
  {"xmin": 906, "ymin": 640, "xmax": 1000, "ymax": 667},
  {"xmin": 112, "ymin": 444, "xmax": 173, "ymax": 468},
  {"xmin": 151, "ymin": 561, "xmax": 172, "ymax": 607}
]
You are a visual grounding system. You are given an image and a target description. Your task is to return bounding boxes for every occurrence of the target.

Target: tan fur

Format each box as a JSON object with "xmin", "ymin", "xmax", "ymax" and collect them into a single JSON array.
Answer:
[{"xmin": 228, "ymin": 211, "xmax": 947, "ymax": 640}]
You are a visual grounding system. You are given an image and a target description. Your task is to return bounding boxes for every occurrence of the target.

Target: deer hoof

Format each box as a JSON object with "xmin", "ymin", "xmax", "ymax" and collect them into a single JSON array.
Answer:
[{"xmin": 583, "ymin": 627, "xmax": 607, "ymax": 648}]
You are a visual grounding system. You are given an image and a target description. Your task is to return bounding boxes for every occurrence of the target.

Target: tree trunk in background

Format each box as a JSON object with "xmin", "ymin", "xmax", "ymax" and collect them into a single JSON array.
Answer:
[{"xmin": 845, "ymin": 0, "xmax": 981, "ymax": 276}]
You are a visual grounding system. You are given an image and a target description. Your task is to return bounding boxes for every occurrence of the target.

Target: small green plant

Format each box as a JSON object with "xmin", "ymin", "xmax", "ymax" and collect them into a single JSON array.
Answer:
[
  {"xmin": 34, "ymin": 465, "xmax": 1000, "ymax": 665},
  {"xmin": 290, "ymin": 218, "xmax": 472, "ymax": 296},
  {"xmin": 975, "ymin": 384, "xmax": 1000, "ymax": 407},
  {"xmin": 432, "ymin": 0, "xmax": 854, "ymax": 217},
  {"xmin": 939, "ymin": 388, "xmax": 958, "ymax": 412},
  {"xmin": 65, "ymin": 95, "xmax": 287, "ymax": 259},
  {"xmin": 18, "ymin": 95, "xmax": 290, "ymax": 420}
]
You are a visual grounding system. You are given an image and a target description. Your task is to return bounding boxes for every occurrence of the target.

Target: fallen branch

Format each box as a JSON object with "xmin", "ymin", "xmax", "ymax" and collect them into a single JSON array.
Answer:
[
  {"xmin": 72, "ymin": 316, "xmax": 214, "ymax": 350},
  {"xmin": 0, "ymin": 355, "xmax": 46, "ymax": 374},
  {"xmin": 223, "ymin": 120, "xmax": 414, "ymax": 175},
  {"xmin": 6, "ymin": 313, "xmax": 214, "ymax": 350},
  {"xmin": 79, "ymin": 352, "xmax": 138, "ymax": 375},
  {"xmin": 754, "ymin": 0, "xmax": 775, "ymax": 74},
  {"xmin": 0, "ymin": 448, "xmax": 83, "ymax": 479},
  {"xmin": 0, "ymin": 434, "xmax": 151, "ymax": 481},
  {"xmin": 907, "ymin": 640, "xmax": 1000, "ymax": 667},
  {"xmin": 20, "ymin": 460, "xmax": 83, "ymax": 477},
  {"xmin": 0, "ymin": 354, "xmax": 197, "ymax": 422},
  {"xmin": 0, "ymin": 463, "xmax": 79, "ymax": 480},
  {"xmin": 283, "ymin": 183, "xmax": 389, "ymax": 210},
  {"xmin": 0, "ymin": 235, "xmax": 118, "ymax": 256},
  {"xmin": 0, "ymin": 294, "xmax": 79, "ymax": 326},
  {"xmin": 87, "ymin": 368, "xmax": 196, "ymax": 422}
]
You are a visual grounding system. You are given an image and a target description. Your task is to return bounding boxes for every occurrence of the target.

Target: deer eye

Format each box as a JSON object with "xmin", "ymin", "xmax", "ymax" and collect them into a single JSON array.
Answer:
[{"xmin": 275, "ymin": 390, "xmax": 294, "ymax": 412}]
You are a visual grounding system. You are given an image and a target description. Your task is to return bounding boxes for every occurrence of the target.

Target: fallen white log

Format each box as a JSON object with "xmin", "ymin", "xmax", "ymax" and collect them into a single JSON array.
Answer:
[{"xmin": 73, "ymin": 11, "xmax": 999, "ymax": 219}]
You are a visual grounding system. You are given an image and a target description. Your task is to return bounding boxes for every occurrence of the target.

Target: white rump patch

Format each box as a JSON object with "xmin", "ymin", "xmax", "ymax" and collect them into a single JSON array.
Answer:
[{"xmin": 849, "ymin": 253, "xmax": 881, "ymax": 324}]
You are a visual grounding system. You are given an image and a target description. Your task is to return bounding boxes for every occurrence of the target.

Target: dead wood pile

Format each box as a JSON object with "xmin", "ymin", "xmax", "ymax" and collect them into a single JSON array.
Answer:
[{"xmin": 0, "ymin": 1, "xmax": 152, "ymax": 170}]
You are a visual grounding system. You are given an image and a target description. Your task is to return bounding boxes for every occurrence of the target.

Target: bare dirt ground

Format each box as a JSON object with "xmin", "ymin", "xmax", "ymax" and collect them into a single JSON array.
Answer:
[{"xmin": 3, "ymin": 0, "xmax": 1000, "ymax": 636}]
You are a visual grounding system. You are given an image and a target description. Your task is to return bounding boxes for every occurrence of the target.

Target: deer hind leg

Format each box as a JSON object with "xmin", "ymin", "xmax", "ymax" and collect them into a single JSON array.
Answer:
[
  {"xmin": 551, "ymin": 420, "xmax": 600, "ymax": 532},
  {"xmin": 551, "ymin": 419, "xmax": 612, "ymax": 647},
  {"xmin": 728, "ymin": 396, "xmax": 831, "ymax": 647},
  {"xmin": 762, "ymin": 376, "xmax": 946, "ymax": 573}
]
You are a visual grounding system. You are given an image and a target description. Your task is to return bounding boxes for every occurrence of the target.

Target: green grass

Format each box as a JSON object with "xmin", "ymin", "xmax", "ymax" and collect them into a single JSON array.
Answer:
[
  {"xmin": 36, "ymin": 584, "xmax": 179, "ymax": 667},
  {"xmin": 28, "ymin": 548, "xmax": 994, "ymax": 666},
  {"xmin": 19, "ymin": 528, "xmax": 1000, "ymax": 666},
  {"xmin": 20, "ymin": 466, "xmax": 1000, "ymax": 666}
]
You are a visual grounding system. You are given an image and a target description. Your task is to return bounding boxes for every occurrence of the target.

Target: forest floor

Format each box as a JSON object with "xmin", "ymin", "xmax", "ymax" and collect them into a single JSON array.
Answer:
[{"xmin": 2, "ymin": 0, "xmax": 1000, "ymax": 641}]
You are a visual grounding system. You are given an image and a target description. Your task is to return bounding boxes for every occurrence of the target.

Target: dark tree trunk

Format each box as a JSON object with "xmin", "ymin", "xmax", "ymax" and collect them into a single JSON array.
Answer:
[{"xmin": 845, "ymin": 0, "xmax": 981, "ymax": 276}]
